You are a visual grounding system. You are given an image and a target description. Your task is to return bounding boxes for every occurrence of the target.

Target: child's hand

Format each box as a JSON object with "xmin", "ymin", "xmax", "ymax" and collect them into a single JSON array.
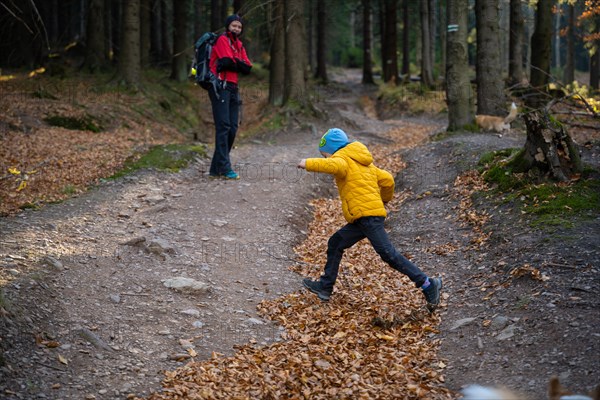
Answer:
[{"xmin": 297, "ymin": 159, "xmax": 306, "ymax": 169}]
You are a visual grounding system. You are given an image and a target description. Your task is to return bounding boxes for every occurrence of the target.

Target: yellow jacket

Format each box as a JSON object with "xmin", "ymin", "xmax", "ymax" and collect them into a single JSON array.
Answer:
[{"xmin": 306, "ymin": 141, "xmax": 394, "ymax": 223}]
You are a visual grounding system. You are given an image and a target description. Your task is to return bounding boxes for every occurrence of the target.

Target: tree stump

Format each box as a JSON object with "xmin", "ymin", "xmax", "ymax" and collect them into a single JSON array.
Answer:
[{"xmin": 512, "ymin": 111, "xmax": 582, "ymax": 182}]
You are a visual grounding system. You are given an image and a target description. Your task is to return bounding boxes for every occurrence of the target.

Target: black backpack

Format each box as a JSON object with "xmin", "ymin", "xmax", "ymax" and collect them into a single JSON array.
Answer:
[{"xmin": 191, "ymin": 32, "xmax": 220, "ymax": 91}]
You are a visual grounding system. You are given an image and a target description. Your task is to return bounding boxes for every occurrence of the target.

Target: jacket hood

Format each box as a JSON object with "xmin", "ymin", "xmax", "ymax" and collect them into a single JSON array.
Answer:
[{"xmin": 337, "ymin": 141, "xmax": 373, "ymax": 166}]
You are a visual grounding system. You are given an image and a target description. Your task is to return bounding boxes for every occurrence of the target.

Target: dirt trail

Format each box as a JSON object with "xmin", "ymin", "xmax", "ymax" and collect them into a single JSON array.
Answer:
[{"xmin": 1, "ymin": 70, "xmax": 598, "ymax": 400}]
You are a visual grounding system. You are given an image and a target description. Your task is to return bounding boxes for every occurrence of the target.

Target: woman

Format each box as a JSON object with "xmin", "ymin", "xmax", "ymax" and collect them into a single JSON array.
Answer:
[{"xmin": 208, "ymin": 14, "xmax": 252, "ymax": 180}]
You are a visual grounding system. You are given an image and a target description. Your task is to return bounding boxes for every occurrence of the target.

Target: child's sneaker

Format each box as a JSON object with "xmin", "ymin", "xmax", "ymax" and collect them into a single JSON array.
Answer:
[
  {"xmin": 223, "ymin": 170, "xmax": 240, "ymax": 180},
  {"xmin": 302, "ymin": 278, "xmax": 331, "ymax": 302},
  {"xmin": 423, "ymin": 277, "xmax": 442, "ymax": 312}
]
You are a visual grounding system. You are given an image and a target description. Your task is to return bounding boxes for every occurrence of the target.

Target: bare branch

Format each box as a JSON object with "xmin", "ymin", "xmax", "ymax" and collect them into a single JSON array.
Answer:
[{"xmin": 0, "ymin": 1, "xmax": 34, "ymax": 34}]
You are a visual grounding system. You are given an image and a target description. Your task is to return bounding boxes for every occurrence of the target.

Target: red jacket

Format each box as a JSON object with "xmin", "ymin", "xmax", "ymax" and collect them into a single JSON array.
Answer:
[{"xmin": 209, "ymin": 32, "xmax": 252, "ymax": 85}]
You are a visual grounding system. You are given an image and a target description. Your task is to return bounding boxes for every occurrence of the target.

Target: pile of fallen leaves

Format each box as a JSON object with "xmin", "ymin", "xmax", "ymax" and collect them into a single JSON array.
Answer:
[
  {"xmin": 0, "ymin": 74, "xmax": 188, "ymax": 216},
  {"xmin": 144, "ymin": 122, "xmax": 454, "ymax": 399},
  {"xmin": 452, "ymin": 170, "xmax": 491, "ymax": 249},
  {"xmin": 145, "ymin": 195, "xmax": 452, "ymax": 400}
]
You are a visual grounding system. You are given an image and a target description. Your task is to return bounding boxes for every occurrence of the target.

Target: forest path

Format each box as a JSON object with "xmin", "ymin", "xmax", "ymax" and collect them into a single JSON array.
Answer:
[
  {"xmin": 0, "ymin": 70, "xmax": 443, "ymax": 399},
  {"xmin": 1, "ymin": 69, "xmax": 598, "ymax": 400}
]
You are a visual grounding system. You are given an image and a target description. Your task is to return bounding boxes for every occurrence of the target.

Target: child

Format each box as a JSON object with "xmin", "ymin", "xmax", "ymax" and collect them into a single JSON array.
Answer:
[{"xmin": 297, "ymin": 128, "xmax": 442, "ymax": 310}]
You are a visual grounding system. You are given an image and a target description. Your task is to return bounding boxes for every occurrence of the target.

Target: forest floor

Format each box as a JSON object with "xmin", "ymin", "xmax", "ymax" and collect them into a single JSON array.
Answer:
[{"xmin": 0, "ymin": 69, "xmax": 599, "ymax": 400}]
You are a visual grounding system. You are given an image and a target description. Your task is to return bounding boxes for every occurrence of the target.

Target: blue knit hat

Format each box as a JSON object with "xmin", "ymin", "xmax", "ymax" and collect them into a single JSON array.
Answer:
[
  {"xmin": 225, "ymin": 14, "xmax": 243, "ymax": 33},
  {"xmin": 319, "ymin": 128, "xmax": 349, "ymax": 155}
]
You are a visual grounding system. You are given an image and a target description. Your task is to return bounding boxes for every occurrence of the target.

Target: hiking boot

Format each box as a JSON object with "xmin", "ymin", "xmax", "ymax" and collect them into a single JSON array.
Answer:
[
  {"xmin": 223, "ymin": 170, "xmax": 240, "ymax": 180},
  {"xmin": 302, "ymin": 278, "xmax": 331, "ymax": 302},
  {"xmin": 423, "ymin": 277, "xmax": 442, "ymax": 312}
]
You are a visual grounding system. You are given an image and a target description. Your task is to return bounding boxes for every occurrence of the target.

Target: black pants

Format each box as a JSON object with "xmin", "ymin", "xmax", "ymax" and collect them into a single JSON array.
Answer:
[
  {"xmin": 320, "ymin": 216, "xmax": 428, "ymax": 293},
  {"xmin": 208, "ymin": 85, "xmax": 240, "ymax": 176}
]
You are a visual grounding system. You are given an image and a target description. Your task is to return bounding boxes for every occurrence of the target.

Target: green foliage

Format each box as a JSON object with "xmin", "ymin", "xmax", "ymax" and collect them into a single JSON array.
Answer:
[
  {"xmin": 342, "ymin": 47, "xmax": 362, "ymax": 68},
  {"xmin": 377, "ymin": 82, "xmax": 447, "ymax": 115},
  {"xmin": 111, "ymin": 144, "xmax": 207, "ymax": 179},
  {"xmin": 479, "ymin": 148, "xmax": 600, "ymax": 229},
  {"xmin": 61, "ymin": 184, "xmax": 78, "ymax": 195},
  {"xmin": 44, "ymin": 115, "xmax": 103, "ymax": 132}
]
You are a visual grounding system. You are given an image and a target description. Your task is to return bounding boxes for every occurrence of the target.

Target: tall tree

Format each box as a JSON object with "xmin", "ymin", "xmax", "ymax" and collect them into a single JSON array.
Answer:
[
  {"xmin": 211, "ymin": 0, "xmax": 220, "ymax": 31},
  {"xmin": 104, "ymin": 0, "xmax": 113, "ymax": 62},
  {"xmin": 420, "ymin": 0, "xmax": 434, "ymax": 87},
  {"xmin": 233, "ymin": 0, "xmax": 244, "ymax": 14},
  {"xmin": 475, "ymin": 0, "xmax": 505, "ymax": 116},
  {"xmin": 529, "ymin": 0, "xmax": 554, "ymax": 94},
  {"xmin": 563, "ymin": 2, "xmax": 575, "ymax": 84},
  {"xmin": 508, "ymin": 0, "xmax": 524, "ymax": 86},
  {"xmin": 150, "ymin": 0, "xmax": 162, "ymax": 64},
  {"xmin": 362, "ymin": 0, "xmax": 375, "ymax": 84},
  {"xmin": 85, "ymin": 0, "xmax": 106, "ymax": 72},
  {"xmin": 118, "ymin": 0, "xmax": 141, "ymax": 87},
  {"xmin": 401, "ymin": 0, "xmax": 410, "ymax": 76},
  {"xmin": 221, "ymin": 0, "xmax": 227, "ymax": 24},
  {"xmin": 170, "ymin": 0, "xmax": 189, "ymax": 81},
  {"xmin": 269, "ymin": 0, "xmax": 286, "ymax": 105},
  {"xmin": 284, "ymin": 0, "xmax": 308, "ymax": 105},
  {"xmin": 314, "ymin": 0, "xmax": 328, "ymax": 82},
  {"xmin": 161, "ymin": 0, "xmax": 172, "ymax": 65},
  {"xmin": 140, "ymin": 0, "xmax": 151, "ymax": 67},
  {"xmin": 578, "ymin": 0, "xmax": 600, "ymax": 90},
  {"xmin": 382, "ymin": 0, "xmax": 398, "ymax": 83},
  {"xmin": 112, "ymin": 0, "xmax": 124, "ymax": 61},
  {"xmin": 591, "ymin": 51, "xmax": 600, "ymax": 90},
  {"xmin": 446, "ymin": 0, "xmax": 472, "ymax": 130},
  {"xmin": 439, "ymin": 0, "xmax": 446, "ymax": 79},
  {"xmin": 194, "ymin": 0, "xmax": 203, "ymax": 40}
]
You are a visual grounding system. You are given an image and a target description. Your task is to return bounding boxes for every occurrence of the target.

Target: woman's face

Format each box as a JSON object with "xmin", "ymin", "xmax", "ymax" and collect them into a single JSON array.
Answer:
[{"xmin": 229, "ymin": 20, "xmax": 242, "ymax": 35}]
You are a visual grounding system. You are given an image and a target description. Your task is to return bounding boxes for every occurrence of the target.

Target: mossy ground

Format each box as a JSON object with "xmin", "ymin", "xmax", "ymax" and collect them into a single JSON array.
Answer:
[
  {"xmin": 477, "ymin": 148, "xmax": 600, "ymax": 229},
  {"xmin": 110, "ymin": 144, "xmax": 207, "ymax": 179}
]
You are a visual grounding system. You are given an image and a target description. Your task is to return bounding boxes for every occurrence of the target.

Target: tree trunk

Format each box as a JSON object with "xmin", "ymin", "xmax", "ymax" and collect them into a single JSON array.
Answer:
[
  {"xmin": 314, "ymin": 0, "xmax": 328, "ymax": 83},
  {"xmin": 508, "ymin": 0, "xmax": 524, "ymax": 86},
  {"xmin": 233, "ymin": 0, "xmax": 244, "ymax": 14},
  {"xmin": 118, "ymin": 0, "xmax": 141, "ymax": 87},
  {"xmin": 140, "ymin": 0, "xmax": 151, "ymax": 67},
  {"xmin": 170, "ymin": 0, "xmax": 189, "ymax": 81},
  {"xmin": 379, "ymin": 0, "xmax": 386, "ymax": 79},
  {"xmin": 529, "ymin": 0, "xmax": 553, "ymax": 92},
  {"xmin": 111, "ymin": 0, "xmax": 122, "ymax": 61},
  {"xmin": 362, "ymin": 0, "xmax": 375, "ymax": 84},
  {"xmin": 553, "ymin": 4, "xmax": 560, "ymax": 70},
  {"xmin": 475, "ymin": 0, "xmax": 505, "ymax": 116},
  {"xmin": 446, "ymin": 0, "xmax": 473, "ymax": 130},
  {"xmin": 420, "ymin": 0, "xmax": 434, "ymax": 88},
  {"xmin": 211, "ymin": 0, "xmax": 220, "ymax": 32},
  {"xmin": 401, "ymin": 0, "xmax": 410, "ymax": 76},
  {"xmin": 429, "ymin": 0, "xmax": 436, "ymax": 77},
  {"xmin": 161, "ymin": 0, "xmax": 172, "ymax": 65},
  {"xmin": 150, "ymin": 0, "xmax": 161, "ymax": 64},
  {"xmin": 85, "ymin": 0, "xmax": 106, "ymax": 72},
  {"xmin": 269, "ymin": 0, "xmax": 285, "ymax": 106},
  {"xmin": 514, "ymin": 111, "xmax": 582, "ymax": 182},
  {"xmin": 50, "ymin": 0, "xmax": 59, "ymax": 45},
  {"xmin": 563, "ymin": 3, "xmax": 576, "ymax": 84},
  {"xmin": 439, "ymin": 0, "xmax": 446, "ymax": 80},
  {"xmin": 382, "ymin": 0, "xmax": 398, "ymax": 84},
  {"xmin": 284, "ymin": 0, "xmax": 307, "ymax": 105},
  {"xmin": 591, "ymin": 50, "xmax": 600, "ymax": 91},
  {"xmin": 194, "ymin": 0, "xmax": 203, "ymax": 40},
  {"xmin": 221, "ymin": 0, "xmax": 228, "ymax": 25}
]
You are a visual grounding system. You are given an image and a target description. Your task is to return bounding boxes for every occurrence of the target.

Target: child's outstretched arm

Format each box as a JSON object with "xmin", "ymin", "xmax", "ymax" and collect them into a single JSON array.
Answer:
[
  {"xmin": 377, "ymin": 168, "xmax": 395, "ymax": 203},
  {"xmin": 299, "ymin": 158, "xmax": 348, "ymax": 177}
]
